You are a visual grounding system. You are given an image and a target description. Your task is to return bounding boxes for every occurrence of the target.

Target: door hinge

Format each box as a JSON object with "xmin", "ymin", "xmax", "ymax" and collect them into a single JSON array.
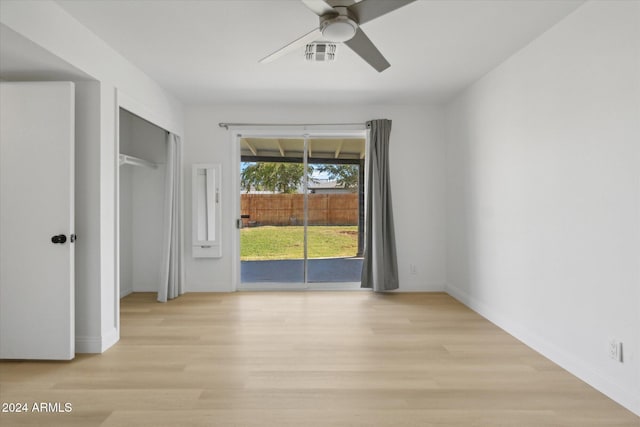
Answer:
[{"xmin": 236, "ymin": 219, "xmax": 242, "ymax": 229}]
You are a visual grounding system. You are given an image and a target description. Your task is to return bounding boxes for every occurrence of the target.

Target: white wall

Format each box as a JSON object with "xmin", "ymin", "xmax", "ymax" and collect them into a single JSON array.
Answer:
[
  {"xmin": 445, "ymin": 0, "xmax": 640, "ymax": 414},
  {"xmin": 184, "ymin": 104, "xmax": 447, "ymax": 292},
  {"xmin": 0, "ymin": 0, "xmax": 184, "ymax": 352},
  {"xmin": 130, "ymin": 164, "xmax": 166, "ymax": 292}
]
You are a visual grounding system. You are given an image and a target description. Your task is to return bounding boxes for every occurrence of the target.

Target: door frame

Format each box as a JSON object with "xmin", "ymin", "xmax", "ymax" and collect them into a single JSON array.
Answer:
[{"xmin": 229, "ymin": 126, "xmax": 368, "ymax": 291}]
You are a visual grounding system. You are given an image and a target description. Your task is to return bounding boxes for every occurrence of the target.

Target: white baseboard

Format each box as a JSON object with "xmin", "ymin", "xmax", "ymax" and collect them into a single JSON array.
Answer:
[
  {"xmin": 75, "ymin": 327, "xmax": 119, "ymax": 354},
  {"xmin": 75, "ymin": 335, "xmax": 102, "ymax": 353},
  {"xmin": 100, "ymin": 327, "xmax": 119, "ymax": 352},
  {"xmin": 237, "ymin": 282, "xmax": 366, "ymax": 291},
  {"xmin": 234, "ymin": 283, "xmax": 446, "ymax": 292},
  {"xmin": 445, "ymin": 283, "xmax": 640, "ymax": 416},
  {"xmin": 398, "ymin": 282, "xmax": 447, "ymax": 292}
]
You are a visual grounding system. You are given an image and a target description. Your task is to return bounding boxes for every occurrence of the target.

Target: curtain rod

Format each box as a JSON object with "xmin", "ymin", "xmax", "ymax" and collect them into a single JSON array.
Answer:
[{"xmin": 218, "ymin": 122, "xmax": 368, "ymax": 130}]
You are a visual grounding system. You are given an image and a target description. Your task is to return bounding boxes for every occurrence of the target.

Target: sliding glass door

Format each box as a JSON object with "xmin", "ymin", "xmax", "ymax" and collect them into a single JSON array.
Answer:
[
  {"xmin": 306, "ymin": 150, "xmax": 364, "ymax": 284},
  {"xmin": 240, "ymin": 137, "xmax": 306, "ymax": 285},
  {"xmin": 238, "ymin": 133, "xmax": 365, "ymax": 289}
]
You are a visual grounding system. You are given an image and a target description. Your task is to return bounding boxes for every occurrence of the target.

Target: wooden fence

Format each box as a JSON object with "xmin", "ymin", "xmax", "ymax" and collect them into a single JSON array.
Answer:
[{"xmin": 241, "ymin": 193, "xmax": 358, "ymax": 226}]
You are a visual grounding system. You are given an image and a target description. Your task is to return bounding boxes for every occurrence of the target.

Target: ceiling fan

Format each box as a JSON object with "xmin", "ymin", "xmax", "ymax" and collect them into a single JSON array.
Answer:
[{"xmin": 259, "ymin": 0, "xmax": 416, "ymax": 72}]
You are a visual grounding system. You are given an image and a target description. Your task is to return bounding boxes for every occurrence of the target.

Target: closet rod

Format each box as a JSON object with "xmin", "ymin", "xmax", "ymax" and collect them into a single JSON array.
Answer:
[
  {"xmin": 218, "ymin": 122, "xmax": 366, "ymax": 130},
  {"xmin": 119, "ymin": 154, "xmax": 157, "ymax": 169}
]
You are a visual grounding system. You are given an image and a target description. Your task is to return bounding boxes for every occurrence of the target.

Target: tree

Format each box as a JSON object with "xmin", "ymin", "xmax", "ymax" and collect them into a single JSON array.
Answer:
[
  {"xmin": 241, "ymin": 162, "xmax": 314, "ymax": 194},
  {"xmin": 316, "ymin": 164, "xmax": 359, "ymax": 190}
]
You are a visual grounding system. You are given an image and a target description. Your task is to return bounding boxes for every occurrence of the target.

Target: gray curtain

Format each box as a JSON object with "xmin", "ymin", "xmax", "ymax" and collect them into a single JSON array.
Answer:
[
  {"xmin": 361, "ymin": 119, "xmax": 399, "ymax": 291},
  {"xmin": 158, "ymin": 133, "xmax": 184, "ymax": 302}
]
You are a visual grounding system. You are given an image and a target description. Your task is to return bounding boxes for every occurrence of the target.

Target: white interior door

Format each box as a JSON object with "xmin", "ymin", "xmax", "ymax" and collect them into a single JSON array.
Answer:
[{"xmin": 0, "ymin": 82, "xmax": 75, "ymax": 360}]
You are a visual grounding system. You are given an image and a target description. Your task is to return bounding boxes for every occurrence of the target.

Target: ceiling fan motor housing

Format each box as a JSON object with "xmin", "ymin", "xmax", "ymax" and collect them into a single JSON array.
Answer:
[{"xmin": 320, "ymin": 6, "xmax": 358, "ymax": 42}]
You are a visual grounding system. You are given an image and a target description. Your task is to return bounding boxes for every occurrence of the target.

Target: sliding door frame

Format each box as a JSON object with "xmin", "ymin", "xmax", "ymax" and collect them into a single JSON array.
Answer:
[{"xmin": 230, "ymin": 126, "xmax": 368, "ymax": 291}]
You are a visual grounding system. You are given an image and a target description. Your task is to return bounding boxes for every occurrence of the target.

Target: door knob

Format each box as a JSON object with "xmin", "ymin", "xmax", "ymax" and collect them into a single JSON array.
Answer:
[{"xmin": 51, "ymin": 234, "xmax": 67, "ymax": 244}]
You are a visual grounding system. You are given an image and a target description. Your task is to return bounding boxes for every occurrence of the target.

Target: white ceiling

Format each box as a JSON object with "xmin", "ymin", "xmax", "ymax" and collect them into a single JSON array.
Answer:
[{"xmin": 47, "ymin": 0, "xmax": 584, "ymax": 105}]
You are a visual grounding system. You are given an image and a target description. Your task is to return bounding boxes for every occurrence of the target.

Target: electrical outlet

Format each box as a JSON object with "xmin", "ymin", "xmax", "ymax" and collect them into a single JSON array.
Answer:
[{"xmin": 609, "ymin": 339, "xmax": 624, "ymax": 362}]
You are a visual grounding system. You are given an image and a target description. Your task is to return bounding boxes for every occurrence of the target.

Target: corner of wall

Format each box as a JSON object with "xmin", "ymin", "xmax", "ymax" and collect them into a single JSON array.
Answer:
[{"xmin": 75, "ymin": 327, "xmax": 118, "ymax": 354}]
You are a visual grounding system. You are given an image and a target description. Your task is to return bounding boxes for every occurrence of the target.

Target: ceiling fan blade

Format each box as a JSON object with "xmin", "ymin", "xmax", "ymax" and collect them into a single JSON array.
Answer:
[
  {"xmin": 344, "ymin": 27, "xmax": 390, "ymax": 72},
  {"xmin": 348, "ymin": 0, "xmax": 417, "ymax": 25},
  {"xmin": 301, "ymin": 0, "xmax": 336, "ymax": 16},
  {"xmin": 259, "ymin": 28, "xmax": 322, "ymax": 64}
]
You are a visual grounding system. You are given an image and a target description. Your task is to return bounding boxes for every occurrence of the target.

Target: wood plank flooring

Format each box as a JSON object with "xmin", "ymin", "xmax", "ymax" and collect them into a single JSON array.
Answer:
[{"xmin": 1, "ymin": 292, "xmax": 638, "ymax": 426}]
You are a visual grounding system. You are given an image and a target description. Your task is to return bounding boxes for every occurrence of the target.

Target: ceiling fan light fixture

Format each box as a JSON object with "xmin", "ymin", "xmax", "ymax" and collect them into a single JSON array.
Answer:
[{"xmin": 321, "ymin": 16, "xmax": 357, "ymax": 42}]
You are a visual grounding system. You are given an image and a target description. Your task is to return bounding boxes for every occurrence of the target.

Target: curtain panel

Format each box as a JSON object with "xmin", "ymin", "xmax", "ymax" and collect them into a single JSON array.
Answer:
[
  {"xmin": 361, "ymin": 119, "xmax": 399, "ymax": 291},
  {"xmin": 158, "ymin": 133, "xmax": 184, "ymax": 302}
]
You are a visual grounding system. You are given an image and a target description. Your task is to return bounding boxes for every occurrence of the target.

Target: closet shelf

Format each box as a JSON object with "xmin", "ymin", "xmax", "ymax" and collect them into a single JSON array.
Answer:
[{"xmin": 119, "ymin": 154, "xmax": 157, "ymax": 169}]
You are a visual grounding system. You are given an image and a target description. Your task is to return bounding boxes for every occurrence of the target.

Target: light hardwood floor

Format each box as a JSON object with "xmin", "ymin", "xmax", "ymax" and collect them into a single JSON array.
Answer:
[{"xmin": 1, "ymin": 292, "xmax": 638, "ymax": 426}]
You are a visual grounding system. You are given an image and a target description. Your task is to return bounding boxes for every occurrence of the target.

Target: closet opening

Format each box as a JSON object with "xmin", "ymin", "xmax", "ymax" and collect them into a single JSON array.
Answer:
[{"xmin": 118, "ymin": 108, "xmax": 168, "ymax": 299}]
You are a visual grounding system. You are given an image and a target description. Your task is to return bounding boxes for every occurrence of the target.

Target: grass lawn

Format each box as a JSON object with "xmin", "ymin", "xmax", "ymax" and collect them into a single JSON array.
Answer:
[{"xmin": 241, "ymin": 225, "xmax": 358, "ymax": 260}]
